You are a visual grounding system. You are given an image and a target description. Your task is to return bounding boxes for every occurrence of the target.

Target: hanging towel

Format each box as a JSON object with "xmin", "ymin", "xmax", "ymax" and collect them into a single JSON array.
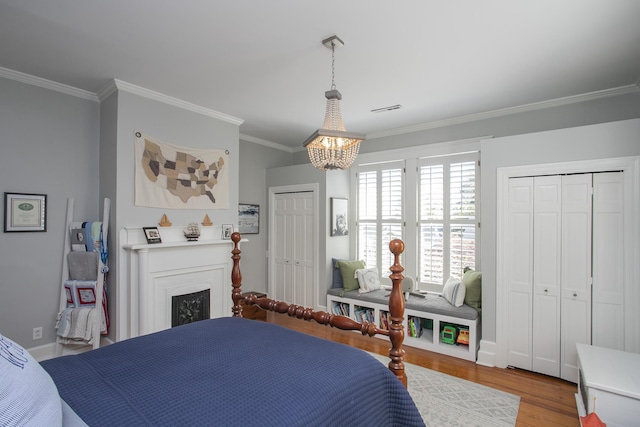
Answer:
[
  {"xmin": 67, "ymin": 254, "xmax": 98, "ymax": 281},
  {"xmin": 56, "ymin": 307, "xmax": 106, "ymax": 345},
  {"xmin": 90, "ymin": 222, "xmax": 102, "ymax": 253}
]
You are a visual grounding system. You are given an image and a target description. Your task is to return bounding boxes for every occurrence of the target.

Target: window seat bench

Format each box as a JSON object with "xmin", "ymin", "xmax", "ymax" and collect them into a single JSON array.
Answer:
[{"xmin": 327, "ymin": 288, "xmax": 480, "ymax": 362}]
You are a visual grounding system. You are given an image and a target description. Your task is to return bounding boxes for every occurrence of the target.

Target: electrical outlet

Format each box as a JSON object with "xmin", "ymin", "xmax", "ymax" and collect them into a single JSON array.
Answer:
[{"xmin": 33, "ymin": 327, "xmax": 43, "ymax": 340}]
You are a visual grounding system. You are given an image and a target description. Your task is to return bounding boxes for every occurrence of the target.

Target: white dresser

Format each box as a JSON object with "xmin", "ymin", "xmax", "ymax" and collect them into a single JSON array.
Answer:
[{"xmin": 576, "ymin": 343, "xmax": 640, "ymax": 426}]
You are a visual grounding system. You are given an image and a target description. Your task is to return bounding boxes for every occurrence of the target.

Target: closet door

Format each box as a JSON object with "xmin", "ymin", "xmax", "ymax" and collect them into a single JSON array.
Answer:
[
  {"xmin": 532, "ymin": 176, "xmax": 561, "ymax": 377},
  {"xmin": 592, "ymin": 172, "xmax": 624, "ymax": 351},
  {"xmin": 272, "ymin": 191, "xmax": 315, "ymax": 307},
  {"xmin": 507, "ymin": 177, "xmax": 534, "ymax": 370},
  {"xmin": 560, "ymin": 174, "xmax": 592, "ymax": 383}
]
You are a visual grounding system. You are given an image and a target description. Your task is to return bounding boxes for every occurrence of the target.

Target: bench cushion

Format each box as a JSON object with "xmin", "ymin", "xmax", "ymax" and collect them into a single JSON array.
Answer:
[{"xmin": 328, "ymin": 288, "xmax": 479, "ymax": 321}]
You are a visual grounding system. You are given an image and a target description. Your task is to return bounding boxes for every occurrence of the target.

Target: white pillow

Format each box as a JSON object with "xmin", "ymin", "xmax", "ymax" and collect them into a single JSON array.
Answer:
[
  {"xmin": 355, "ymin": 268, "xmax": 382, "ymax": 293},
  {"xmin": 442, "ymin": 276, "xmax": 466, "ymax": 307},
  {"xmin": 0, "ymin": 334, "xmax": 62, "ymax": 427}
]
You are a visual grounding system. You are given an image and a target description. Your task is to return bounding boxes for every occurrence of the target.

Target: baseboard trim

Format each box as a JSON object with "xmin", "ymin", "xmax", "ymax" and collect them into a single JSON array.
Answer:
[
  {"xmin": 476, "ymin": 339, "xmax": 497, "ymax": 367},
  {"xmin": 30, "ymin": 337, "xmax": 115, "ymax": 362}
]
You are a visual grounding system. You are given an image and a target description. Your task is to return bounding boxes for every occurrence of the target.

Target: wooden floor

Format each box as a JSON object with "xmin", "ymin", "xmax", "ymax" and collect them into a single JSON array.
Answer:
[{"xmin": 265, "ymin": 312, "xmax": 580, "ymax": 427}]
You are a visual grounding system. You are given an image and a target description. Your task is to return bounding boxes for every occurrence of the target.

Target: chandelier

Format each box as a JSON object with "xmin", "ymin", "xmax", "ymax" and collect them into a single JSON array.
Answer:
[{"xmin": 303, "ymin": 35, "xmax": 365, "ymax": 171}]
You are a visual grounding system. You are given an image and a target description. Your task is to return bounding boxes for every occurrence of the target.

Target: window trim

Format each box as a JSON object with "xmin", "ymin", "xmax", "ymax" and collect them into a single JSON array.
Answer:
[
  {"xmin": 352, "ymin": 146, "xmax": 480, "ymax": 292},
  {"xmin": 418, "ymin": 152, "xmax": 479, "ymax": 288}
]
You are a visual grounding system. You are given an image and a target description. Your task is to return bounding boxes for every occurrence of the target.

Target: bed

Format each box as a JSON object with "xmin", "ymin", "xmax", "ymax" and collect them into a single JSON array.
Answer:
[{"xmin": 2, "ymin": 233, "xmax": 423, "ymax": 426}]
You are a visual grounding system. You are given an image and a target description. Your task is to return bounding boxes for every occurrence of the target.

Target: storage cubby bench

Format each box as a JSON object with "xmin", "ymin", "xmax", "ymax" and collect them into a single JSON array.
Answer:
[{"xmin": 327, "ymin": 288, "xmax": 480, "ymax": 362}]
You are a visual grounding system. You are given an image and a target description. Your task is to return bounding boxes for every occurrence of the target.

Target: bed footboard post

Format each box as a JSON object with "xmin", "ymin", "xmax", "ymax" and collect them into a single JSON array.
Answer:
[
  {"xmin": 231, "ymin": 232, "xmax": 243, "ymax": 317},
  {"xmin": 388, "ymin": 239, "xmax": 407, "ymax": 388}
]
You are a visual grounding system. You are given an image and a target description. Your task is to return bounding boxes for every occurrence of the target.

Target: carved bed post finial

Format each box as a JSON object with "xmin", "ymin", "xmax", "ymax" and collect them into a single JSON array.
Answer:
[
  {"xmin": 231, "ymin": 232, "xmax": 243, "ymax": 317},
  {"xmin": 388, "ymin": 239, "xmax": 407, "ymax": 388}
]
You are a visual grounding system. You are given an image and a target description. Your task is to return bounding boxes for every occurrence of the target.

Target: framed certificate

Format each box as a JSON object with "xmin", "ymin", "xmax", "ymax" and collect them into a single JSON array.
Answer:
[{"xmin": 4, "ymin": 192, "xmax": 47, "ymax": 232}]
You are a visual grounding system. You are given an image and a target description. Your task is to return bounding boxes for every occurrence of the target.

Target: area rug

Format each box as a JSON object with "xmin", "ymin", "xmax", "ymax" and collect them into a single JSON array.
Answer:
[{"xmin": 370, "ymin": 353, "xmax": 520, "ymax": 427}]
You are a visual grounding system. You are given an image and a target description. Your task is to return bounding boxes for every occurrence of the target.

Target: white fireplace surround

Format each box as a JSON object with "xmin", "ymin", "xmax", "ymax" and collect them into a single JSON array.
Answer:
[{"xmin": 119, "ymin": 226, "xmax": 238, "ymax": 341}]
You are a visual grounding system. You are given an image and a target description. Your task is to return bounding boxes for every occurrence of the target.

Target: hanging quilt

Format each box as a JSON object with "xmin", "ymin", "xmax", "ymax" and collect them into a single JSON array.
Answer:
[{"xmin": 134, "ymin": 132, "xmax": 229, "ymax": 209}]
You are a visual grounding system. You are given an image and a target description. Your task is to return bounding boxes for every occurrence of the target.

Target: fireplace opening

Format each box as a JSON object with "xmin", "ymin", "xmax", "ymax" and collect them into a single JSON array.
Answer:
[{"xmin": 172, "ymin": 289, "xmax": 210, "ymax": 327}]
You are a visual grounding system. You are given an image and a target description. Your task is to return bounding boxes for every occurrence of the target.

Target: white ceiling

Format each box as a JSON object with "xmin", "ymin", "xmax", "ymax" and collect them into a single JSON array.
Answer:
[{"xmin": 1, "ymin": 1, "xmax": 639, "ymax": 150}]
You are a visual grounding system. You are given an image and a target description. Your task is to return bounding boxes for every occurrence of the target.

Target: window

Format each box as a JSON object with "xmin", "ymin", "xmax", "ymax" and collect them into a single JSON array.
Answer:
[
  {"xmin": 356, "ymin": 162, "xmax": 404, "ymax": 276},
  {"xmin": 419, "ymin": 155, "xmax": 477, "ymax": 285},
  {"xmin": 356, "ymin": 152, "xmax": 478, "ymax": 290}
]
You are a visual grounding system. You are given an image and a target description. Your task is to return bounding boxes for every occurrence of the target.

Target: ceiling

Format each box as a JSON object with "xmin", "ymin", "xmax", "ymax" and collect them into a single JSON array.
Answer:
[{"xmin": 1, "ymin": 1, "xmax": 639, "ymax": 151}]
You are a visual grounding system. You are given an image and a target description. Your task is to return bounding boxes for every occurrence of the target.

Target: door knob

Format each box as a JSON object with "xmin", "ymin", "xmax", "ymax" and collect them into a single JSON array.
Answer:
[{"xmin": 573, "ymin": 292, "xmax": 577, "ymax": 297}]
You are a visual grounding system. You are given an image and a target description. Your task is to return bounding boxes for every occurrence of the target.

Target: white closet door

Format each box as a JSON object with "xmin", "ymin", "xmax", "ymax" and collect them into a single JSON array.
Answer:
[
  {"xmin": 560, "ymin": 174, "xmax": 592, "ymax": 383},
  {"xmin": 272, "ymin": 192, "xmax": 315, "ymax": 307},
  {"xmin": 592, "ymin": 172, "xmax": 624, "ymax": 351},
  {"xmin": 507, "ymin": 177, "xmax": 534, "ymax": 370},
  {"xmin": 532, "ymin": 176, "xmax": 562, "ymax": 377}
]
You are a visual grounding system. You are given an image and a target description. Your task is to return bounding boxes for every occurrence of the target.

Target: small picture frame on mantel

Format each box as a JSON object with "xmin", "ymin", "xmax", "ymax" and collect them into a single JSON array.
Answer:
[
  {"xmin": 222, "ymin": 224, "xmax": 233, "ymax": 240},
  {"xmin": 143, "ymin": 226, "xmax": 162, "ymax": 244}
]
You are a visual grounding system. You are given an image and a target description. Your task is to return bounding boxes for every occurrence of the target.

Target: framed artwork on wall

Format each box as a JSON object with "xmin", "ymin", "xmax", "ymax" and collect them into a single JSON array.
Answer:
[
  {"xmin": 4, "ymin": 192, "xmax": 47, "ymax": 232},
  {"xmin": 330, "ymin": 198, "xmax": 348, "ymax": 236},
  {"xmin": 238, "ymin": 204, "xmax": 259, "ymax": 234}
]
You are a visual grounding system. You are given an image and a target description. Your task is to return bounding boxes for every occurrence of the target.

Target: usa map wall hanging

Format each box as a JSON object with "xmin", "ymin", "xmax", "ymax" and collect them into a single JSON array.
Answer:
[{"xmin": 135, "ymin": 132, "xmax": 229, "ymax": 209}]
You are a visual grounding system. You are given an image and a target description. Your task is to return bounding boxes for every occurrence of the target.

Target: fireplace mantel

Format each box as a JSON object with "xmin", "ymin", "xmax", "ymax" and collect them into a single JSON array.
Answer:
[
  {"xmin": 118, "ymin": 227, "xmax": 243, "ymax": 341},
  {"xmin": 124, "ymin": 239, "xmax": 234, "ymax": 251}
]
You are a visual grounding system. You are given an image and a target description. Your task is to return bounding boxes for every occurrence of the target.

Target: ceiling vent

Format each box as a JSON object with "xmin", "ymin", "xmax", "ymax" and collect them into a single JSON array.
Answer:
[{"xmin": 371, "ymin": 104, "xmax": 402, "ymax": 113}]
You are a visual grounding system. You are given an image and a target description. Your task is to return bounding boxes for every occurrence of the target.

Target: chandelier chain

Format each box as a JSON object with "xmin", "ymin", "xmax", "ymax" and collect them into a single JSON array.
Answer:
[{"xmin": 331, "ymin": 41, "xmax": 336, "ymax": 90}]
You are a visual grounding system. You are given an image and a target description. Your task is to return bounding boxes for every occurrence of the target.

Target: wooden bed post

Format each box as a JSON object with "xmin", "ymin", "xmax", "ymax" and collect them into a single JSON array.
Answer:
[
  {"xmin": 231, "ymin": 232, "xmax": 243, "ymax": 317},
  {"xmin": 388, "ymin": 239, "xmax": 407, "ymax": 388}
]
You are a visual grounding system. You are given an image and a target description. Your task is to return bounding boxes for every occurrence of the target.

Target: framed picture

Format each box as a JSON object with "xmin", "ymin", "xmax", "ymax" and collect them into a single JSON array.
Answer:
[
  {"xmin": 238, "ymin": 203, "xmax": 259, "ymax": 234},
  {"xmin": 4, "ymin": 192, "xmax": 47, "ymax": 232},
  {"xmin": 143, "ymin": 226, "xmax": 162, "ymax": 244},
  {"xmin": 76, "ymin": 286, "xmax": 96, "ymax": 305},
  {"xmin": 330, "ymin": 198, "xmax": 348, "ymax": 236},
  {"xmin": 222, "ymin": 224, "xmax": 233, "ymax": 240}
]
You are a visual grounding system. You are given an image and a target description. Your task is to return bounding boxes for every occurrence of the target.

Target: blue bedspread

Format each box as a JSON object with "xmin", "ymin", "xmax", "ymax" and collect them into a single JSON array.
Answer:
[{"xmin": 42, "ymin": 317, "xmax": 424, "ymax": 426}]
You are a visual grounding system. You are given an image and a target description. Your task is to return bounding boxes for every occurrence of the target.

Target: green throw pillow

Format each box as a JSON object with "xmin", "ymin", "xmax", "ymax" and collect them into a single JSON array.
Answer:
[
  {"xmin": 337, "ymin": 260, "xmax": 366, "ymax": 292},
  {"xmin": 462, "ymin": 269, "xmax": 482, "ymax": 312}
]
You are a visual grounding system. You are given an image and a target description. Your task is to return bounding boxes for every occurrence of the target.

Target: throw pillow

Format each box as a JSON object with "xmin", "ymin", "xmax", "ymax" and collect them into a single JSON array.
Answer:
[
  {"xmin": 331, "ymin": 258, "xmax": 346, "ymax": 288},
  {"xmin": 442, "ymin": 276, "xmax": 466, "ymax": 307},
  {"xmin": 0, "ymin": 334, "xmax": 63, "ymax": 427},
  {"xmin": 355, "ymin": 268, "xmax": 382, "ymax": 293},
  {"xmin": 337, "ymin": 260, "xmax": 366, "ymax": 292},
  {"xmin": 462, "ymin": 269, "xmax": 482, "ymax": 312}
]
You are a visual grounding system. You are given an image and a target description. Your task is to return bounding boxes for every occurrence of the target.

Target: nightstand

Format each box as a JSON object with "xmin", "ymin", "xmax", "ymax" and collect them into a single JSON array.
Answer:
[{"xmin": 241, "ymin": 291, "xmax": 267, "ymax": 321}]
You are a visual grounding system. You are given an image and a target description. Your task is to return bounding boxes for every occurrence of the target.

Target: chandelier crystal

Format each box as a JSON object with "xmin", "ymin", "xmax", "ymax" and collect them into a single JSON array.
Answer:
[{"xmin": 303, "ymin": 35, "xmax": 364, "ymax": 171}]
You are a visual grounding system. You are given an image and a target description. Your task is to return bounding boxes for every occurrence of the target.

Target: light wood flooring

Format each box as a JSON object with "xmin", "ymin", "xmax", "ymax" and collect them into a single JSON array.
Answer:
[{"xmin": 265, "ymin": 312, "xmax": 580, "ymax": 427}]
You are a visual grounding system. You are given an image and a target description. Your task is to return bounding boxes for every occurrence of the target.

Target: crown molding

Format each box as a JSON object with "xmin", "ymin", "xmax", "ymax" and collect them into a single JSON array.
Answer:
[
  {"xmin": 3, "ymin": 66, "xmax": 638, "ymax": 149},
  {"xmin": 0, "ymin": 67, "xmax": 98, "ymax": 101},
  {"xmin": 99, "ymin": 79, "xmax": 244, "ymax": 126},
  {"xmin": 239, "ymin": 134, "xmax": 293, "ymax": 153},
  {"xmin": 367, "ymin": 83, "xmax": 640, "ymax": 140}
]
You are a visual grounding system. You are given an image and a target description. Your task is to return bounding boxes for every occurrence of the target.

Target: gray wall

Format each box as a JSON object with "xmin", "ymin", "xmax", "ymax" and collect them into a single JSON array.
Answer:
[
  {"xmin": 0, "ymin": 78, "xmax": 100, "ymax": 347},
  {"xmin": 2, "ymin": 71, "xmax": 639, "ymax": 357},
  {"xmin": 480, "ymin": 118, "xmax": 640, "ymax": 343},
  {"xmin": 107, "ymin": 88, "xmax": 241, "ymax": 340},
  {"xmin": 110, "ymin": 89, "xmax": 240, "ymax": 231},
  {"xmin": 238, "ymin": 139, "xmax": 292, "ymax": 294}
]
